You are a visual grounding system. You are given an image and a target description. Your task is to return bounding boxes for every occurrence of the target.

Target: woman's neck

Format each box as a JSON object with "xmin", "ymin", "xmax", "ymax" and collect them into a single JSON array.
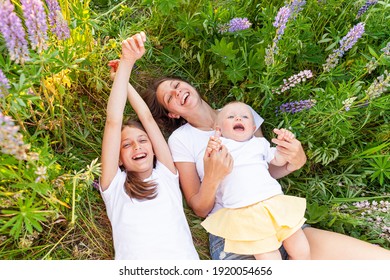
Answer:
[{"xmin": 185, "ymin": 101, "xmax": 218, "ymax": 131}]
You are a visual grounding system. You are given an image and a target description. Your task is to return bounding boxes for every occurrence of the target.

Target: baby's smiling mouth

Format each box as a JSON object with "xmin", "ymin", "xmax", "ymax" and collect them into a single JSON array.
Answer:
[{"xmin": 233, "ymin": 124, "xmax": 245, "ymax": 131}]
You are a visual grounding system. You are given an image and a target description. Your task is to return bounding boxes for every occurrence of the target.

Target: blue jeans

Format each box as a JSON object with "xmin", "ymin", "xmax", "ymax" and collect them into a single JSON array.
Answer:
[{"xmin": 208, "ymin": 224, "xmax": 310, "ymax": 260}]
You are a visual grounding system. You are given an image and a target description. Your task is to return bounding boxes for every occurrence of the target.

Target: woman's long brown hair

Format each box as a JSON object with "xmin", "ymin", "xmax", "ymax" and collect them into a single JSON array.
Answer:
[{"xmin": 121, "ymin": 119, "xmax": 157, "ymax": 200}]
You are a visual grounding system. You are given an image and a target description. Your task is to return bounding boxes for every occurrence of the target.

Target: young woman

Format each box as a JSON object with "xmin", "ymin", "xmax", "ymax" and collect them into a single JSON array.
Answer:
[
  {"xmin": 100, "ymin": 32, "xmax": 198, "ymax": 260},
  {"xmin": 140, "ymin": 75, "xmax": 390, "ymax": 260}
]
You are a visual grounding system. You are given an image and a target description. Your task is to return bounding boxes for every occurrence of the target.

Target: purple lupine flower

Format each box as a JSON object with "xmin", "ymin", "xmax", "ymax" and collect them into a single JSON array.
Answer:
[
  {"xmin": 323, "ymin": 23, "xmax": 365, "ymax": 72},
  {"xmin": 219, "ymin": 17, "xmax": 252, "ymax": 34},
  {"xmin": 0, "ymin": 111, "xmax": 29, "ymax": 160},
  {"xmin": 92, "ymin": 179, "xmax": 100, "ymax": 191},
  {"xmin": 228, "ymin": 17, "xmax": 252, "ymax": 32},
  {"xmin": 276, "ymin": 99, "xmax": 316, "ymax": 114},
  {"xmin": 356, "ymin": 0, "xmax": 378, "ymax": 19},
  {"xmin": 0, "ymin": 69, "xmax": 10, "ymax": 98},
  {"xmin": 273, "ymin": 6, "xmax": 291, "ymax": 41},
  {"xmin": 45, "ymin": 0, "xmax": 70, "ymax": 40},
  {"xmin": 21, "ymin": 0, "xmax": 48, "ymax": 53},
  {"xmin": 381, "ymin": 42, "xmax": 390, "ymax": 56},
  {"xmin": 265, "ymin": 1, "xmax": 306, "ymax": 66},
  {"xmin": 276, "ymin": 70, "xmax": 313, "ymax": 94},
  {"xmin": 265, "ymin": 6, "xmax": 292, "ymax": 65},
  {"xmin": 366, "ymin": 70, "xmax": 390, "ymax": 99},
  {"xmin": 289, "ymin": 0, "xmax": 306, "ymax": 19},
  {"xmin": 337, "ymin": 22, "xmax": 365, "ymax": 55},
  {"xmin": 0, "ymin": 0, "xmax": 30, "ymax": 64}
]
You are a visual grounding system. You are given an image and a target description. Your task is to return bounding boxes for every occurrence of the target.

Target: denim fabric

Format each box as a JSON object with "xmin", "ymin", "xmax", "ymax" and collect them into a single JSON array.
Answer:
[{"xmin": 208, "ymin": 224, "xmax": 311, "ymax": 260}]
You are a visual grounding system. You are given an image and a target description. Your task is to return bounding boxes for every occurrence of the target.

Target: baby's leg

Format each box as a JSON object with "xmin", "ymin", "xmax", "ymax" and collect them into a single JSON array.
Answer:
[
  {"xmin": 254, "ymin": 250, "xmax": 282, "ymax": 260},
  {"xmin": 283, "ymin": 228, "xmax": 311, "ymax": 260}
]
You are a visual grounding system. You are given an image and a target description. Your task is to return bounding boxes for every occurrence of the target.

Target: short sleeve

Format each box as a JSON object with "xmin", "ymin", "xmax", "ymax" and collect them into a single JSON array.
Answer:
[{"xmin": 168, "ymin": 127, "xmax": 195, "ymax": 163}]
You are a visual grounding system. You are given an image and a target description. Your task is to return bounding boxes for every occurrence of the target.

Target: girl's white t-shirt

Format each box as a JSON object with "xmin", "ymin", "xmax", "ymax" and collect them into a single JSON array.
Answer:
[{"xmin": 100, "ymin": 161, "xmax": 199, "ymax": 260}]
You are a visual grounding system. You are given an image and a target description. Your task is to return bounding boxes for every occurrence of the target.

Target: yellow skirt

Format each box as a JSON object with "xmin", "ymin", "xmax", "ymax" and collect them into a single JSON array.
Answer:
[{"xmin": 201, "ymin": 195, "xmax": 306, "ymax": 255}]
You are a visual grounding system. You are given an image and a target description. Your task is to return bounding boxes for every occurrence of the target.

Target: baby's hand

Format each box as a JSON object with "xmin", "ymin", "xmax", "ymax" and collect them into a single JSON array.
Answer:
[
  {"xmin": 273, "ymin": 128, "xmax": 295, "ymax": 142},
  {"xmin": 206, "ymin": 129, "xmax": 222, "ymax": 157}
]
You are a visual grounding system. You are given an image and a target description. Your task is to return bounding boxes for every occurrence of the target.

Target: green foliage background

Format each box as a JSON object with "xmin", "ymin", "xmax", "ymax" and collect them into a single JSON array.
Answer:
[{"xmin": 0, "ymin": 0, "xmax": 389, "ymax": 259}]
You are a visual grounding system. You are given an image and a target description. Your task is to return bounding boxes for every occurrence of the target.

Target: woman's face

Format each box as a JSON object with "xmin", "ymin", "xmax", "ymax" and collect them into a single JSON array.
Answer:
[
  {"xmin": 156, "ymin": 79, "xmax": 201, "ymax": 118},
  {"xmin": 119, "ymin": 126, "xmax": 154, "ymax": 179}
]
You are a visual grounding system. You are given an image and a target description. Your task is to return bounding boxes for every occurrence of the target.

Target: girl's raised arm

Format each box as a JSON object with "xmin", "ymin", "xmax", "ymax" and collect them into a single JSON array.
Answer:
[
  {"xmin": 124, "ymin": 33, "xmax": 176, "ymax": 174},
  {"xmin": 100, "ymin": 36, "xmax": 142, "ymax": 190}
]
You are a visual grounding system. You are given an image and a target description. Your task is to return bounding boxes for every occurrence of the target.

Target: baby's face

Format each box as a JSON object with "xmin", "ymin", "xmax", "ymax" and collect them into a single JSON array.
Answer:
[{"xmin": 217, "ymin": 102, "xmax": 256, "ymax": 142}]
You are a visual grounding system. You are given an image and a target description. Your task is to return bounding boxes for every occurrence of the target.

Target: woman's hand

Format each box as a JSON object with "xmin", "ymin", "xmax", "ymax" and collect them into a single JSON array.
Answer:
[
  {"xmin": 206, "ymin": 136, "xmax": 222, "ymax": 157},
  {"xmin": 271, "ymin": 129, "xmax": 306, "ymax": 172},
  {"xmin": 274, "ymin": 128, "xmax": 295, "ymax": 142},
  {"xmin": 203, "ymin": 144, "xmax": 233, "ymax": 183}
]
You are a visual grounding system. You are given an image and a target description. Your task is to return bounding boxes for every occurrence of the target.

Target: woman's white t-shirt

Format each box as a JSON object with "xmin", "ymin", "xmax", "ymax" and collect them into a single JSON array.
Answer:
[{"xmin": 100, "ymin": 161, "xmax": 199, "ymax": 260}]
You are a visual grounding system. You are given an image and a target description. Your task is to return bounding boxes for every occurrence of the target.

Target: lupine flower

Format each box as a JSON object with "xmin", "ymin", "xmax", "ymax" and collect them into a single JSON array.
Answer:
[
  {"xmin": 364, "ymin": 42, "xmax": 390, "ymax": 73},
  {"xmin": 264, "ymin": 47, "xmax": 275, "ymax": 66},
  {"xmin": 0, "ymin": 69, "xmax": 10, "ymax": 98},
  {"xmin": 0, "ymin": 0, "xmax": 30, "ymax": 64},
  {"xmin": 0, "ymin": 111, "xmax": 30, "ymax": 160},
  {"xmin": 265, "ymin": 6, "xmax": 291, "ymax": 65},
  {"xmin": 92, "ymin": 179, "xmax": 100, "ymax": 191},
  {"xmin": 21, "ymin": 0, "xmax": 48, "ymax": 53},
  {"xmin": 342, "ymin": 97, "xmax": 357, "ymax": 111},
  {"xmin": 228, "ymin": 17, "xmax": 252, "ymax": 32},
  {"xmin": 323, "ymin": 22, "xmax": 365, "ymax": 72},
  {"xmin": 381, "ymin": 42, "xmax": 390, "ymax": 56},
  {"xmin": 265, "ymin": 1, "xmax": 306, "ymax": 66},
  {"xmin": 276, "ymin": 70, "xmax": 313, "ymax": 94},
  {"xmin": 289, "ymin": 0, "xmax": 306, "ymax": 19},
  {"xmin": 351, "ymin": 200, "xmax": 390, "ymax": 242},
  {"xmin": 276, "ymin": 99, "xmax": 316, "ymax": 114},
  {"xmin": 273, "ymin": 6, "xmax": 291, "ymax": 43},
  {"xmin": 365, "ymin": 57, "xmax": 378, "ymax": 74},
  {"xmin": 356, "ymin": 0, "xmax": 378, "ymax": 19},
  {"xmin": 35, "ymin": 166, "xmax": 48, "ymax": 182},
  {"xmin": 219, "ymin": 17, "xmax": 252, "ymax": 34},
  {"xmin": 366, "ymin": 70, "xmax": 390, "ymax": 99},
  {"xmin": 45, "ymin": 0, "xmax": 70, "ymax": 40},
  {"xmin": 338, "ymin": 22, "xmax": 365, "ymax": 55}
]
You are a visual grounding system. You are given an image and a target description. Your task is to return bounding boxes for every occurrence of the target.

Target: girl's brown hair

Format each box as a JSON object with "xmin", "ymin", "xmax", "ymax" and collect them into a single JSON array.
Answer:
[
  {"xmin": 141, "ymin": 77, "xmax": 187, "ymax": 134},
  {"xmin": 121, "ymin": 119, "xmax": 157, "ymax": 200}
]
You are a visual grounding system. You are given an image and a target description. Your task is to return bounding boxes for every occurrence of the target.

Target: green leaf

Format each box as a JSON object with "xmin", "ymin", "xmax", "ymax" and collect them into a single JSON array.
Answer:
[
  {"xmin": 224, "ymin": 60, "xmax": 246, "ymax": 84},
  {"xmin": 209, "ymin": 37, "xmax": 239, "ymax": 64},
  {"xmin": 305, "ymin": 202, "xmax": 328, "ymax": 224},
  {"xmin": 368, "ymin": 46, "xmax": 379, "ymax": 59}
]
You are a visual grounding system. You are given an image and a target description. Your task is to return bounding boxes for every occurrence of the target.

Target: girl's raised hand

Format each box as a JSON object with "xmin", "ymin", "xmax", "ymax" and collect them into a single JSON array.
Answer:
[
  {"xmin": 108, "ymin": 59, "xmax": 120, "ymax": 81},
  {"xmin": 121, "ymin": 32, "xmax": 147, "ymax": 62}
]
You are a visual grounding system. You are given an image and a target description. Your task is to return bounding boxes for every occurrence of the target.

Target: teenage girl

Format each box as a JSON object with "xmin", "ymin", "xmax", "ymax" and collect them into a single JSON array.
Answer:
[{"xmin": 100, "ymin": 32, "xmax": 199, "ymax": 260}]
